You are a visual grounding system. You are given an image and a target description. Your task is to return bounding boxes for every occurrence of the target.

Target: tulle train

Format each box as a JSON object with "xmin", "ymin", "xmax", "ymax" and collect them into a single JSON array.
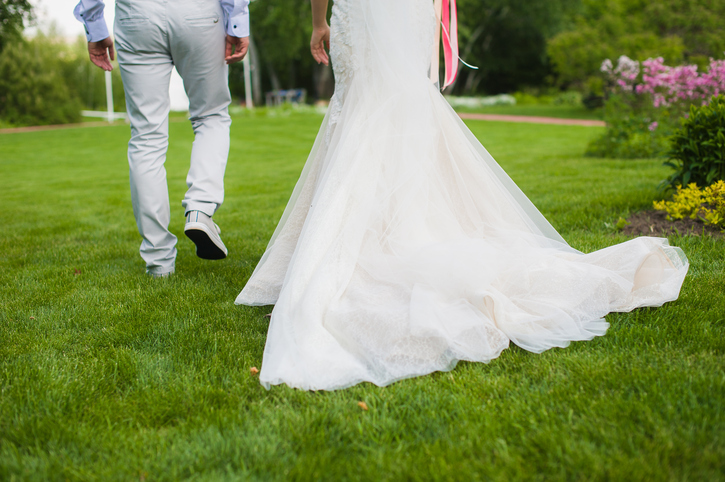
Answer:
[{"xmin": 235, "ymin": 0, "xmax": 688, "ymax": 390}]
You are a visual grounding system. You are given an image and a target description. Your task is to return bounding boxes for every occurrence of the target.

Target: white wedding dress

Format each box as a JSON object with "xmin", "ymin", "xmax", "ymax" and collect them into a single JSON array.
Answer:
[{"xmin": 236, "ymin": 0, "xmax": 688, "ymax": 390}]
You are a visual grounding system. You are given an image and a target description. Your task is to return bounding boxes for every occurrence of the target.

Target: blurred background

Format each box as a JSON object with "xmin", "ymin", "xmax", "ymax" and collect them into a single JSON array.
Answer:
[{"xmin": 1, "ymin": 0, "xmax": 724, "ymax": 127}]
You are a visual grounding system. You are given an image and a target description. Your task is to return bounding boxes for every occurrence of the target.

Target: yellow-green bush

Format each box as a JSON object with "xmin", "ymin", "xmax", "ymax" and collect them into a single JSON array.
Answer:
[
  {"xmin": 653, "ymin": 181, "xmax": 725, "ymax": 228},
  {"xmin": 0, "ymin": 33, "xmax": 125, "ymax": 127},
  {"xmin": 0, "ymin": 36, "xmax": 81, "ymax": 126}
]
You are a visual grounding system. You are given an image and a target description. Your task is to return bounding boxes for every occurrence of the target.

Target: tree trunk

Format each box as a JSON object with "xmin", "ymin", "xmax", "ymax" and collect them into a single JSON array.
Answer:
[
  {"xmin": 249, "ymin": 36, "xmax": 263, "ymax": 106},
  {"xmin": 313, "ymin": 63, "xmax": 334, "ymax": 100}
]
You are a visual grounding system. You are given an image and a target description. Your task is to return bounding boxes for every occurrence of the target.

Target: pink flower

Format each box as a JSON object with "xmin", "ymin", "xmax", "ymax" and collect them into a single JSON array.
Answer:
[
  {"xmin": 648, "ymin": 122, "xmax": 658, "ymax": 132},
  {"xmin": 603, "ymin": 53, "xmax": 725, "ymax": 108}
]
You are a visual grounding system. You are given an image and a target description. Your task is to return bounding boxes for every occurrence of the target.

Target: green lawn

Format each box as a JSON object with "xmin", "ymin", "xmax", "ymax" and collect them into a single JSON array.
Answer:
[
  {"xmin": 451, "ymin": 103, "xmax": 604, "ymax": 121},
  {"xmin": 1, "ymin": 112, "xmax": 723, "ymax": 481}
]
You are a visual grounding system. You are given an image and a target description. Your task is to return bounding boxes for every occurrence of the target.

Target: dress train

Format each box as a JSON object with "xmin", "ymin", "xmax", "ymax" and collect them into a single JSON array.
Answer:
[{"xmin": 235, "ymin": 0, "xmax": 688, "ymax": 390}]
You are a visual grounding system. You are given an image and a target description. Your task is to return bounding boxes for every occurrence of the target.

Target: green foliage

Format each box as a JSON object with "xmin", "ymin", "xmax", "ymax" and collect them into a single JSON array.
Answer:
[
  {"xmin": 664, "ymin": 95, "xmax": 725, "ymax": 189},
  {"xmin": 644, "ymin": 0, "xmax": 725, "ymax": 63},
  {"xmin": 654, "ymin": 181, "xmax": 725, "ymax": 229},
  {"xmin": 234, "ymin": 0, "xmax": 583, "ymax": 98},
  {"xmin": 232, "ymin": 0, "xmax": 317, "ymax": 96},
  {"xmin": 60, "ymin": 37, "xmax": 126, "ymax": 113},
  {"xmin": 0, "ymin": 36, "xmax": 82, "ymax": 126},
  {"xmin": 0, "ymin": 0, "xmax": 32, "ymax": 52},
  {"xmin": 548, "ymin": 27, "xmax": 684, "ymax": 91},
  {"xmin": 614, "ymin": 216, "xmax": 630, "ymax": 230},
  {"xmin": 249, "ymin": 0, "xmax": 313, "ymax": 79},
  {"xmin": 451, "ymin": 0, "xmax": 580, "ymax": 94},
  {"xmin": 512, "ymin": 89, "xmax": 582, "ymax": 106},
  {"xmin": 448, "ymin": 102, "xmax": 603, "ymax": 120},
  {"xmin": 0, "ymin": 33, "xmax": 125, "ymax": 127},
  {"xmin": 585, "ymin": 94, "xmax": 671, "ymax": 159},
  {"xmin": 548, "ymin": 0, "xmax": 725, "ymax": 90},
  {"xmin": 228, "ymin": 0, "xmax": 336, "ymax": 102}
]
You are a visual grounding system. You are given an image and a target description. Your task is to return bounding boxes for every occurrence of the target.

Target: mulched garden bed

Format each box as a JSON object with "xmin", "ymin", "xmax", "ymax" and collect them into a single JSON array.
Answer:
[{"xmin": 622, "ymin": 209, "xmax": 724, "ymax": 239}]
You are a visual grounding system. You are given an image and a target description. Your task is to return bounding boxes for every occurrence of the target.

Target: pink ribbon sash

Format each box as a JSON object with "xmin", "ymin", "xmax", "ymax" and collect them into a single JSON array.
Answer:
[{"xmin": 440, "ymin": 0, "xmax": 459, "ymax": 89}]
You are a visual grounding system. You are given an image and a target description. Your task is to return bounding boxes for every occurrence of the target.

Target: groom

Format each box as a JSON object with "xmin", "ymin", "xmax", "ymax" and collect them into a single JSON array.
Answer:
[{"xmin": 75, "ymin": 0, "xmax": 250, "ymax": 277}]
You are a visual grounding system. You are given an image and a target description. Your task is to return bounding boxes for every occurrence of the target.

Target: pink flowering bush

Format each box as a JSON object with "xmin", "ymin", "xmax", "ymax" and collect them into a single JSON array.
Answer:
[
  {"xmin": 636, "ymin": 57, "xmax": 725, "ymax": 108},
  {"xmin": 587, "ymin": 55, "xmax": 725, "ymax": 159},
  {"xmin": 600, "ymin": 56, "xmax": 640, "ymax": 93}
]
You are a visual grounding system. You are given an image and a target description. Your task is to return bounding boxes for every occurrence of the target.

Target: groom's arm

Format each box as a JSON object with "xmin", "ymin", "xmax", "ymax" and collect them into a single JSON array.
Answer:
[
  {"xmin": 220, "ymin": 0, "xmax": 250, "ymax": 64},
  {"xmin": 74, "ymin": 0, "xmax": 109, "ymax": 42},
  {"xmin": 74, "ymin": 0, "xmax": 115, "ymax": 71},
  {"xmin": 220, "ymin": 0, "xmax": 250, "ymax": 38}
]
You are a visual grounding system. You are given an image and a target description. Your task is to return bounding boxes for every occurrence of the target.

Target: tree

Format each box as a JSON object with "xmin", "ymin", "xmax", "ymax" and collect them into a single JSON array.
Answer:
[
  {"xmin": 0, "ymin": 0, "xmax": 32, "ymax": 52},
  {"xmin": 547, "ymin": 0, "xmax": 725, "ymax": 92},
  {"xmin": 0, "ymin": 35, "xmax": 82, "ymax": 126},
  {"xmin": 228, "ymin": 0, "xmax": 334, "ymax": 104},
  {"xmin": 449, "ymin": 0, "xmax": 580, "ymax": 95},
  {"xmin": 643, "ymin": 0, "xmax": 725, "ymax": 64},
  {"xmin": 235, "ymin": 0, "xmax": 585, "ymax": 100}
]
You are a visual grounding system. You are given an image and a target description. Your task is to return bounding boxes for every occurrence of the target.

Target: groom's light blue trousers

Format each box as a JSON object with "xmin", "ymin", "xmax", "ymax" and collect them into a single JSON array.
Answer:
[{"xmin": 115, "ymin": 0, "xmax": 231, "ymax": 275}]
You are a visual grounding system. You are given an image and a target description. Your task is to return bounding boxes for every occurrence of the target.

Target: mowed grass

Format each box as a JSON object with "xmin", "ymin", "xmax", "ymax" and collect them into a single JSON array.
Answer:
[
  {"xmin": 451, "ymin": 103, "xmax": 603, "ymax": 121},
  {"xmin": 1, "ymin": 112, "xmax": 723, "ymax": 481}
]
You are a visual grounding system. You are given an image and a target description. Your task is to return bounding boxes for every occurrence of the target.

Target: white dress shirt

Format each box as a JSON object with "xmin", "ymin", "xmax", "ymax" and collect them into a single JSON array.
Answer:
[{"xmin": 73, "ymin": 0, "xmax": 250, "ymax": 42}]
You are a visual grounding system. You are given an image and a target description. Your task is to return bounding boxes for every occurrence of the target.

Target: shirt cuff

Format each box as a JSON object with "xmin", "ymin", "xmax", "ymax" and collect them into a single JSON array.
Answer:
[
  {"xmin": 84, "ymin": 16, "xmax": 110, "ymax": 42},
  {"xmin": 227, "ymin": 11, "xmax": 250, "ymax": 37}
]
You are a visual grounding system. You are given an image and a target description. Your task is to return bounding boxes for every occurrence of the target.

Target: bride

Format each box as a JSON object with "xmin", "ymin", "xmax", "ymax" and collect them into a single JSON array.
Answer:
[{"xmin": 236, "ymin": 0, "xmax": 688, "ymax": 390}]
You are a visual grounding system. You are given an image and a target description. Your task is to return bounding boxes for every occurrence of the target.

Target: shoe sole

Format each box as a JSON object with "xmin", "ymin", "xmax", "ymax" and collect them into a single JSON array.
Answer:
[{"xmin": 184, "ymin": 223, "xmax": 228, "ymax": 260}]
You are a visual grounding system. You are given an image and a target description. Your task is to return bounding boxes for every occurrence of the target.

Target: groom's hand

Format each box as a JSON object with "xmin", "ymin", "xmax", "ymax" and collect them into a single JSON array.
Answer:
[
  {"xmin": 88, "ymin": 37, "xmax": 115, "ymax": 71},
  {"xmin": 225, "ymin": 35, "xmax": 249, "ymax": 64}
]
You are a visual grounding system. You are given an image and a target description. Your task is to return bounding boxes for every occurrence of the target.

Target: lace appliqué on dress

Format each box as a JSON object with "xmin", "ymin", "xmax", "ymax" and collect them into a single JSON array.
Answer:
[{"xmin": 327, "ymin": 0, "xmax": 356, "ymax": 144}]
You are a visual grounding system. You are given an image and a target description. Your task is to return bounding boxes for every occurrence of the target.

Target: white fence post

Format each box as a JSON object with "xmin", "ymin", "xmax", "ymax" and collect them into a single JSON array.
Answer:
[
  {"xmin": 105, "ymin": 71, "xmax": 114, "ymax": 123},
  {"xmin": 243, "ymin": 53, "xmax": 253, "ymax": 109}
]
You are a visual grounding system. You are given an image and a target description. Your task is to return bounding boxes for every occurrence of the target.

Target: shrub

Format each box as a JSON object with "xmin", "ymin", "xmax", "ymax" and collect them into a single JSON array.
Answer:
[
  {"xmin": 0, "ymin": 34, "xmax": 126, "ymax": 127},
  {"xmin": 587, "ymin": 56, "xmax": 725, "ymax": 159},
  {"xmin": 662, "ymin": 95, "xmax": 725, "ymax": 189},
  {"xmin": 546, "ymin": 0, "xmax": 725, "ymax": 91},
  {"xmin": 548, "ymin": 26, "xmax": 684, "ymax": 92},
  {"xmin": 654, "ymin": 181, "xmax": 725, "ymax": 229},
  {"xmin": 553, "ymin": 91, "xmax": 582, "ymax": 106},
  {"xmin": 0, "ymin": 37, "xmax": 82, "ymax": 126},
  {"xmin": 636, "ymin": 57, "xmax": 725, "ymax": 108},
  {"xmin": 510, "ymin": 90, "xmax": 582, "ymax": 107},
  {"xmin": 586, "ymin": 94, "xmax": 671, "ymax": 158}
]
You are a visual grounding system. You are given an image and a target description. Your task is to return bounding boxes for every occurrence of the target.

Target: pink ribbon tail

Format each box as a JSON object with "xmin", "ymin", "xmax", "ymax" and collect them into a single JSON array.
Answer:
[{"xmin": 441, "ymin": 0, "xmax": 459, "ymax": 89}]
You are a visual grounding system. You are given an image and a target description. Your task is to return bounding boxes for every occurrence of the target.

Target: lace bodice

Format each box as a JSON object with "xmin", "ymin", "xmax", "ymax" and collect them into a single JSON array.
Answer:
[{"xmin": 327, "ymin": 0, "xmax": 436, "ymax": 134}]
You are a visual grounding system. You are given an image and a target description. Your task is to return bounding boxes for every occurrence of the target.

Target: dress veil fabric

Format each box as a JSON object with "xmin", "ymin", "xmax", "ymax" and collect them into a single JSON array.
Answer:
[{"xmin": 236, "ymin": 0, "xmax": 688, "ymax": 391}]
